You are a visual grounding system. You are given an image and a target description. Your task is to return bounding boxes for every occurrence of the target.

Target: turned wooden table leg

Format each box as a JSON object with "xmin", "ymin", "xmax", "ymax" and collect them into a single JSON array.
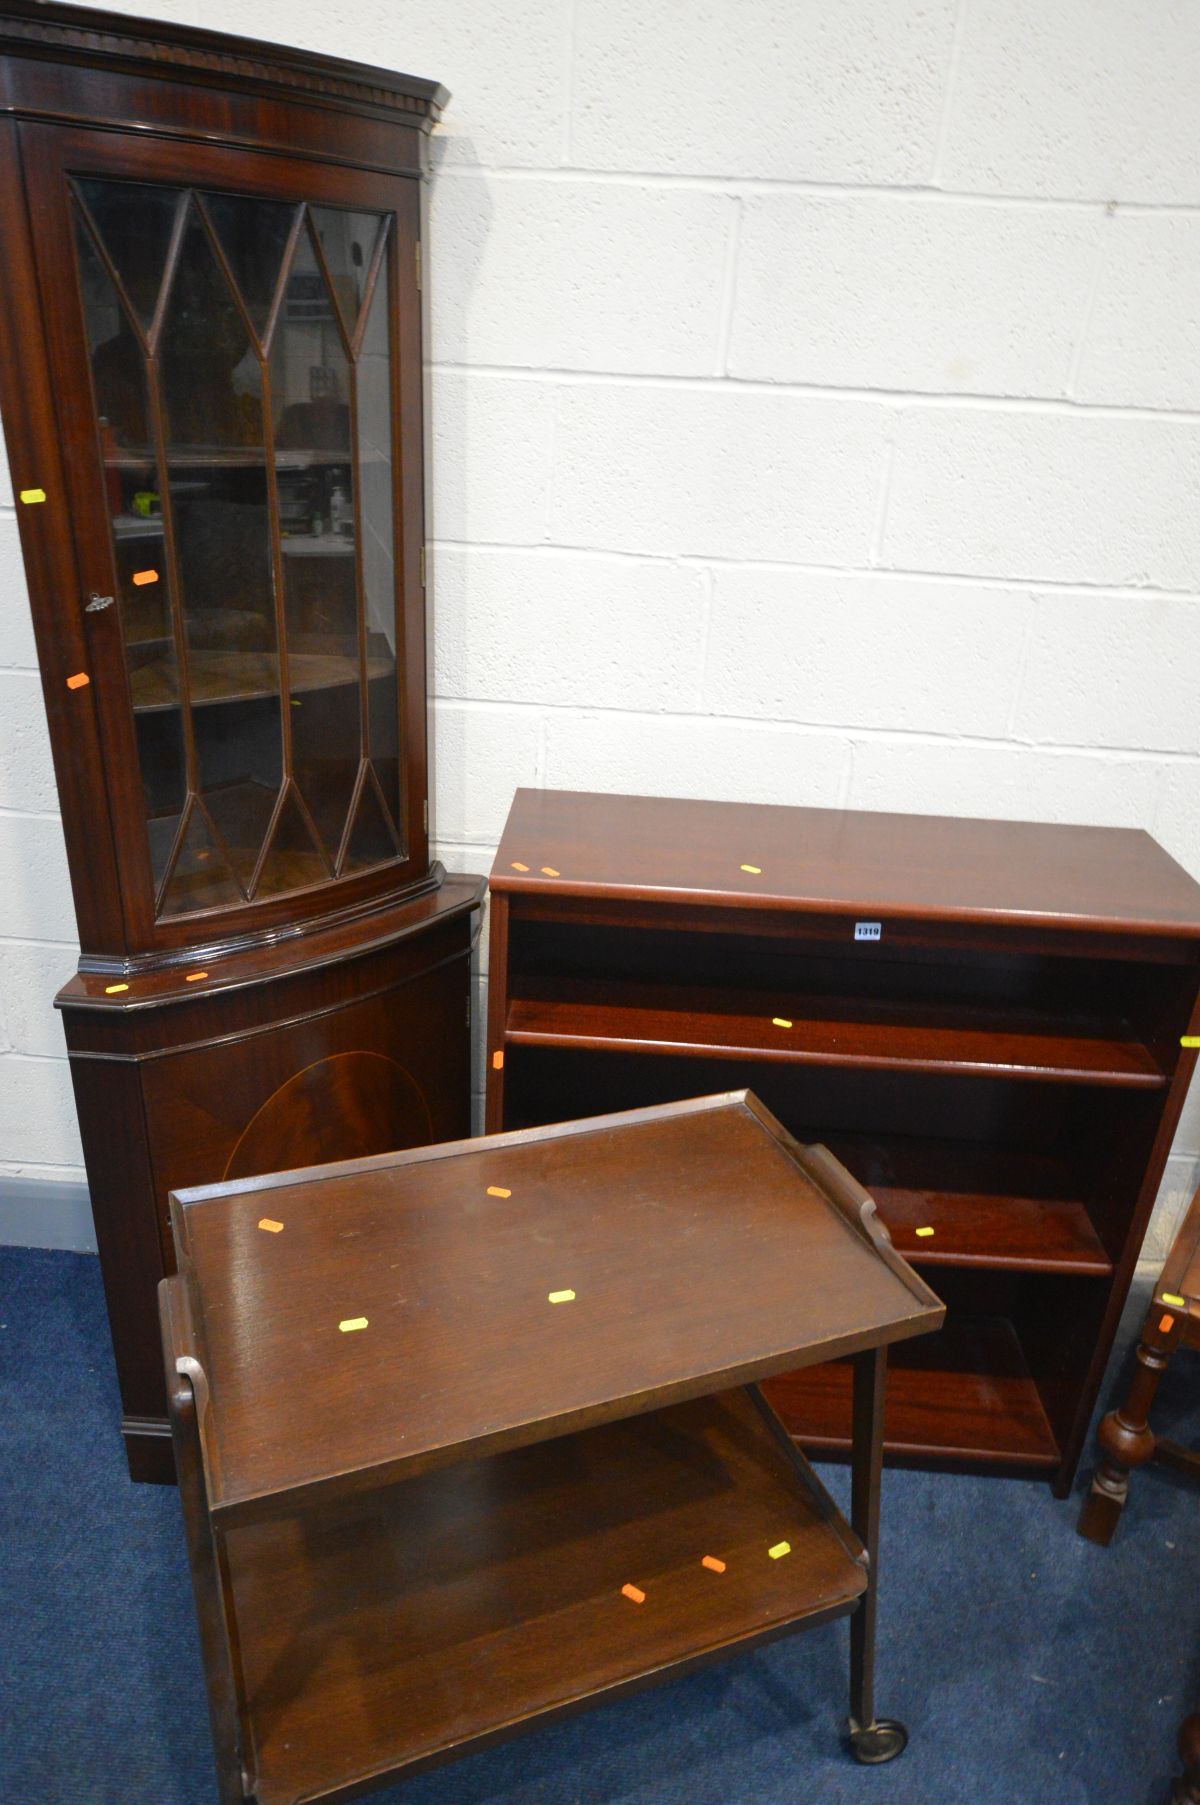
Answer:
[
  {"xmin": 1077, "ymin": 1303, "xmax": 1177, "ymax": 1546},
  {"xmin": 1171, "ymin": 1709, "xmax": 1200, "ymax": 1804}
]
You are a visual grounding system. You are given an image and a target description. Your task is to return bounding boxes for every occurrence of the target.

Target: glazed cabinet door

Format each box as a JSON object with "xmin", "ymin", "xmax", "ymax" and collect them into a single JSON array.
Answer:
[{"xmin": 18, "ymin": 125, "xmax": 428, "ymax": 955}]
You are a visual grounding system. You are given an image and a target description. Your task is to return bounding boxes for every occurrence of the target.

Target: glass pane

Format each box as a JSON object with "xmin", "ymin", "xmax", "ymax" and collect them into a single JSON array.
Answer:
[
  {"xmin": 344, "ymin": 768, "xmax": 400, "ymax": 873},
  {"xmin": 73, "ymin": 202, "xmax": 186, "ymax": 890},
  {"xmin": 255, "ymin": 786, "xmax": 329, "ymax": 896},
  {"xmin": 76, "ymin": 177, "xmax": 181, "ymax": 332},
  {"xmin": 160, "ymin": 196, "xmax": 284, "ymax": 900},
  {"xmin": 272, "ymin": 218, "xmax": 353, "ymax": 452},
  {"xmin": 203, "ymin": 193, "xmax": 298, "ymax": 342},
  {"xmin": 357, "ymin": 251, "xmax": 403, "ymax": 845},
  {"xmin": 160, "ymin": 801, "xmax": 242, "ymax": 917},
  {"xmin": 311, "ymin": 206, "xmax": 382, "ymax": 340},
  {"xmin": 161, "ymin": 199, "xmax": 264, "ymax": 452},
  {"xmin": 74, "ymin": 217, "xmax": 150, "ymax": 452},
  {"xmin": 272, "ymin": 217, "xmax": 361, "ymax": 861}
]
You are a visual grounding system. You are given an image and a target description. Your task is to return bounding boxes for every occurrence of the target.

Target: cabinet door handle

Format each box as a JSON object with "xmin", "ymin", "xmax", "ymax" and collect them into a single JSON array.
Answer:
[{"xmin": 86, "ymin": 593, "xmax": 115, "ymax": 612}]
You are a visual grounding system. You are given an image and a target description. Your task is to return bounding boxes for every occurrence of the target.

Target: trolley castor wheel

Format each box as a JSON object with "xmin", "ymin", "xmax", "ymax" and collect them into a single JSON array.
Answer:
[{"xmin": 848, "ymin": 1718, "xmax": 909, "ymax": 1764}]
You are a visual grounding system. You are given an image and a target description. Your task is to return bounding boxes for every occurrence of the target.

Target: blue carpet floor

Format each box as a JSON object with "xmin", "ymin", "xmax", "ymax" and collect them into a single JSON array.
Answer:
[{"xmin": 2, "ymin": 1246, "xmax": 1198, "ymax": 1805}]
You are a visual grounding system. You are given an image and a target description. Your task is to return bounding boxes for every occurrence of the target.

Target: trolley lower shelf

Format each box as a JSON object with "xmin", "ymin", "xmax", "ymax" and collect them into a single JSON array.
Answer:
[{"xmin": 228, "ymin": 1387, "xmax": 864, "ymax": 1805}]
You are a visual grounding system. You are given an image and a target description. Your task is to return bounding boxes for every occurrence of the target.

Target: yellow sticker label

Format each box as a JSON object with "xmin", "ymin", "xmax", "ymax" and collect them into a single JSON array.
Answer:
[
  {"xmin": 19, "ymin": 487, "xmax": 46, "ymax": 504},
  {"xmin": 541, "ymin": 865, "xmax": 560, "ymax": 877},
  {"xmin": 1182, "ymin": 1036, "xmax": 1200, "ymax": 1049},
  {"xmin": 104, "ymin": 982, "xmax": 129, "ymax": 995},
  {"xmin": 768, "ymin": 1541, "xmax": 791, "ymax": 1560},
  {"xmin": 772, "ymin": 1017, "xmax": 793, "ymax": 1028},
  {"xmin": 511, "ymin": 861, "xmax": 530, "ymax": 872},
  {"xmin": 915, "ymin": 1226, "xmax": 935, "ymax": 1238},
  {"xmin": 258, "ymin": 1218, "xmax": 284, "ymax": 1234},
  {"xmin": 339, "ymin": 1317, "xmax": 368, "ymax": 1333},
  {"xmin": 486, "ymin": 1186, "xmax": 511, "ymax": 1199},
  {"xmin": 185, "ymin": 970, "xmax": 208, "ymax": 982},
  {"xmin": 548, "ymin": 1289, "xmax": 576, "ymax": 1304},
  {"xmin": 1162, "ymin": 1292, "xmax": 1186, "ymax": 1308},
  {"xmin": 740, "ymin": 863, "xmax": 762, "ymax": 875}
]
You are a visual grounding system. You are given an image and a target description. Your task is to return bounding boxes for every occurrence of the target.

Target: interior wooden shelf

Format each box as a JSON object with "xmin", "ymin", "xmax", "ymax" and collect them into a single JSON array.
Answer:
[
  {"xmin": 505, "ymin": 978, "xmax": 1167, "ymax": 1090},
  {"xmin": 104, "ymin": 446, "xmax": 358, "ymax": 470},
  {"xmin": 818, "ymin": 1132, "xmax": 1113, "ymax": 1276},
  {"xmin": 113, "ymin": 513, "xmax": 164, "ymax": 539},
  {"xmin": 872, "ymin": 1185, "xmax": 1110, "ymax": 1276},
  {"xmin": 225, "ymin": 1388, "xmax": 866, "ymax": 1805},
  {"xmin": 280, "ymin": 534, "xmax": 356, "ymax": 557},
  {"xmin": 130, "ymin": 649, "xmax": 390, "ymax": 713},
  {"xmin": 763, "ymin": 1315, "xmax": 1061, "ymax": 1472}
]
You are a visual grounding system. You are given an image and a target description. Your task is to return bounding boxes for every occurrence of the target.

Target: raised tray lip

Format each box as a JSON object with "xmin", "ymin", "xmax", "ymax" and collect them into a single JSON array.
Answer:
[
  {"xmin": 166, "ymin": 1091, "xmax": 945, "ymax": 1526},
  {"xmin": 0, "ymin": 0, "xmax": 450, "ymax": 121},
  {"xmin": 488, "ymin": 787, "xmax": 1200, "ymax": 939}
]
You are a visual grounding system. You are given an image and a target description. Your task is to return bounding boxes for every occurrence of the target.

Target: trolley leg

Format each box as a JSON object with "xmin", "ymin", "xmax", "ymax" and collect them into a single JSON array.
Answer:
[{"xmin": 847, "ymin": 1346, "xmax": 907, "ymax": 1765}]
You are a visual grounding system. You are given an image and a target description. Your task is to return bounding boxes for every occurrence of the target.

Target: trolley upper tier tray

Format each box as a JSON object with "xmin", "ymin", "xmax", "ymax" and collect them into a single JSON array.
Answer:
[{"xmin": 168, "ymin": 1091, "xmax": 943, "ymax": 1527}]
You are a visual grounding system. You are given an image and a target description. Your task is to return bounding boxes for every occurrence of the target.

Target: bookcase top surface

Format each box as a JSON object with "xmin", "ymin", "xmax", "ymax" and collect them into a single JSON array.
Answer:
[
  {"xmin": 490, "ymin": 789, "xmax": 1200, "ymax": 937},
  {"xmin": 169, "ymin": 1092, "xmax": 941, "ymax": 1523}
]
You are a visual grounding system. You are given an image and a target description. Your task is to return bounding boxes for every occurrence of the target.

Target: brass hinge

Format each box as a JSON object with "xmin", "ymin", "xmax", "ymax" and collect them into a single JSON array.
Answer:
[
  {"xmin": 419, "ymin": 546, "xmax": 426, "ymax": 588},
  {"xmin": 415, "ymin": 240, "xmax": 422, "ymax": 290}
]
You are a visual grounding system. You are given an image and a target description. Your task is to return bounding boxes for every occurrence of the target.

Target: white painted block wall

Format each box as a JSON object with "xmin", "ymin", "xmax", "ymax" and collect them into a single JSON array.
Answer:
[{"xmin": 2, "ymin": 0, "xmax": 1199, "ymax": 1258}]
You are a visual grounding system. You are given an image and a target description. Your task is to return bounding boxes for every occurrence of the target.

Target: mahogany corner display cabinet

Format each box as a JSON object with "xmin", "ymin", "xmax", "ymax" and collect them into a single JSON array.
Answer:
[
  {"xmin": 161, "ymin": 1093, "xmax": 945, "ymax": 1803},
  {"xmin": 485, "ymin": 788, "xmax": 1200, "ymax": 1495},
  {"xmin": 0, "ymin": 2, "xmax": 482, "ymax": 1480}
]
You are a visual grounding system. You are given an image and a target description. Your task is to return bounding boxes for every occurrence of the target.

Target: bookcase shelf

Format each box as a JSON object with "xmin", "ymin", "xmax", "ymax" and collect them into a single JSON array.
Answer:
[
  {"xmin": 762, "ymin": 1314, "xmax": 1062, "ymax": 1473},
  {"xmin": 506, "ymin": 978, "xmax": 1166, "ymax": 1089},
  {"xmin": 487, "ymin": 790, "xmax": 1200, "ymax": 1496}
]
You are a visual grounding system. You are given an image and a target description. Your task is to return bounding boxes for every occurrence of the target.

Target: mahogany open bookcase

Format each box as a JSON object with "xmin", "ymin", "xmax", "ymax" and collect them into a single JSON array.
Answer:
[{"xmin": 486, "ymin": 790, "xmax": 1200, "ymax": 1495}]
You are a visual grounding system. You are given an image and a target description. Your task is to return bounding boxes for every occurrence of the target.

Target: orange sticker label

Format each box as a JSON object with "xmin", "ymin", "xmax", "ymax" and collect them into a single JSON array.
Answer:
[
  {"xmin": 492, "ymin": 1050, "xmax": 504, "ymax": 1070},
  {"xmin": 1160, "ymin": 1313, "xmax": 1176, "ymax": 1335},
  {"xmin": 701, "ymin": 1555, "xmax": 726, "ymax": 1573},
  {"xmin": 132, "ymin": 569, "xmax": 159, "ymax": 586},
  {"xmin": 511, "ymin": 861, "xmax": 530, "ymax": 872},
  {"xmin": 486, "ymin": 1186, "xmax": 511, "ymax": 1199},
  {"xmin": 104, "ymin": 982, "xmax": 129, "ymax": 995},
  {"xmin": 621, "ymin": 1584, "xmax": 645, "ymax": 1604},
  {"xmin": 66, "ymin": 671, "xmax": 90, "ymax": 690},
  {"xmin": 185, "ymin": 971, "xmax": 208, "ymax": 982},
  {"xmin": 258, "ymin": 1218, "xmax": 284, "ymax": 1234}
]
